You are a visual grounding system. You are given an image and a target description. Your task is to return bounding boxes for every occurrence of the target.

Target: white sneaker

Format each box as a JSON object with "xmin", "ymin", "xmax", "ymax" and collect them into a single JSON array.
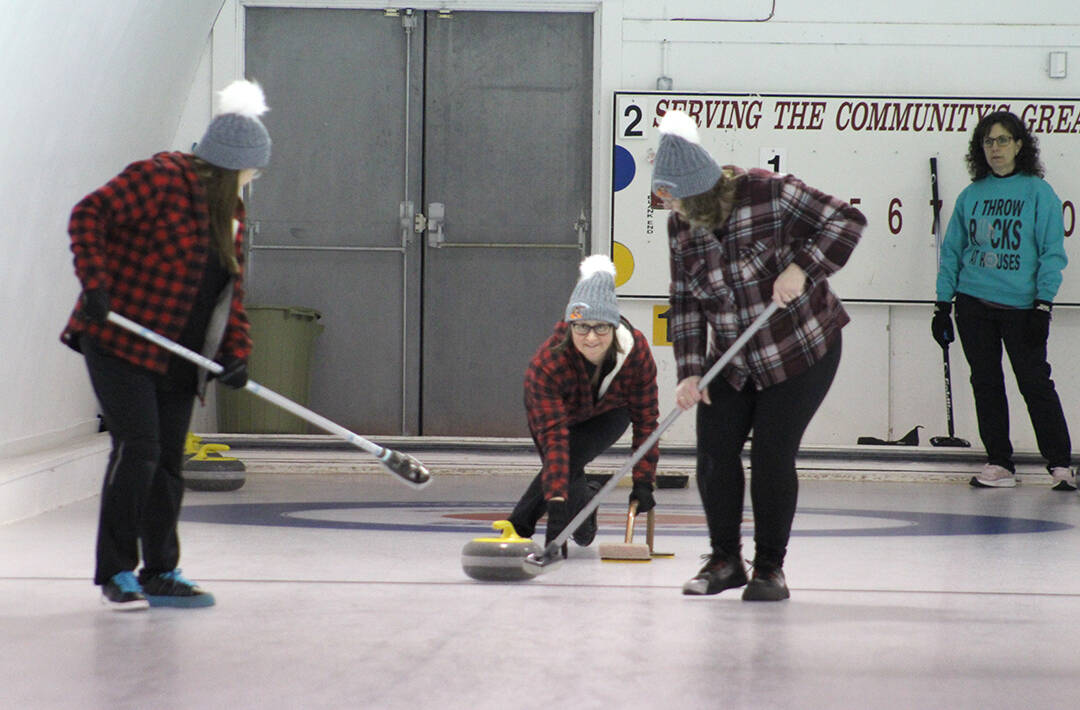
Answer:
[
  {"xmin": 1049, "ymin": 467, "xmax": 1077, "ymax": 491},
  {"xmin": 970, "ymin": 463, "xmax": 1016, "ymax": 488}
]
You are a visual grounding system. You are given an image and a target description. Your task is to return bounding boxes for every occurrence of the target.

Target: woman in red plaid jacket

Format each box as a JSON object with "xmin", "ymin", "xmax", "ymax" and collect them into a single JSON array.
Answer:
[
  {"xmin": 60, "ymin": 80, "xmax": 271, "ymax": 611},
  {"xmin": 652, "ymin": 110, "xmax": 865, "ymax": 602},
  {"xmin": 507, "ymin": 255, "xmax": 660, "ymax": 555}
]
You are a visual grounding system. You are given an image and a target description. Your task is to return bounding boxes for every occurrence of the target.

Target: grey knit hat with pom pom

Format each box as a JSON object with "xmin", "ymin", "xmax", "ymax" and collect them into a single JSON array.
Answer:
[
  {"xmin": 651, "ymin": 110, "xmax": 723, "ymax": 199},
  {"xmin": 565, "ymin": 255, "xmax": 620, "ymax": 326},
  {"xmin": 194, "ymin": 80, "xmax": 272, "ymax": 170}
]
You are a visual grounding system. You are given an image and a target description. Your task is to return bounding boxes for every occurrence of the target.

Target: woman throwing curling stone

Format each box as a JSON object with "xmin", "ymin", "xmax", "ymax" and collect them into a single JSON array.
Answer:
[
  {"xmin": 507, "ymin": 255, "xmax": 660, "ymax": 556},
  {"xmin": 654, "ymin": 110, "xmax": 865, "ymax": 601},
  {"xmin": 61, "ymin": 80, "xmax": 271, "ymax": 610}
]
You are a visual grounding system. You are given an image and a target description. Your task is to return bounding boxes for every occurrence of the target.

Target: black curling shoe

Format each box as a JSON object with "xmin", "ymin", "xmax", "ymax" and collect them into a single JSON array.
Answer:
[
  {"xmin": 741, "ymin": 566, "xmax": 790, "ymax": 601},
  {"xmin": 572, "ymin": 480, "xmax": 603, "ymax": 547},
  {"xmin": 682, "ymin": 552, "xmax": 748, "ymax": 595}
]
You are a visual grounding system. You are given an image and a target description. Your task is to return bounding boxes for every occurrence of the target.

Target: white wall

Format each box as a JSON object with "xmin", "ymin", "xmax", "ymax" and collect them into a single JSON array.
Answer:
[
  {"xmin": 0, "ymin": 0, "xmax": 224, "ymax": 519},
  {"xmin": 4, "ymin": 1, "xmax": 1080, "ymax": 515},
  {"xmin": 1, "ymin": 0, "xmax": 225, "ymax": 456}
]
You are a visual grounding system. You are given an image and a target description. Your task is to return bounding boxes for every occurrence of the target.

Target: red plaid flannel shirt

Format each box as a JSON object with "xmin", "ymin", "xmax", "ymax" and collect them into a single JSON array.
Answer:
[
  {"xmin": 668, "ymin": 167, "xmax": 865, "ymax": 390},
  {"xmin": 61, "ymin": 152, "xmax": 252, "ymax": 373},
  {"xmin": 524, "ymin": 321, "xmax": 659, "ymax": 500}
]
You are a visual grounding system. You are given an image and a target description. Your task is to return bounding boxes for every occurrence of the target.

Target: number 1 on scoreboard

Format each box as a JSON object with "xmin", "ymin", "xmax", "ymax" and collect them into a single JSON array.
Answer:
[{"xmin": 760, "ymin": 147, "xmax": 787, "ymax": 174}]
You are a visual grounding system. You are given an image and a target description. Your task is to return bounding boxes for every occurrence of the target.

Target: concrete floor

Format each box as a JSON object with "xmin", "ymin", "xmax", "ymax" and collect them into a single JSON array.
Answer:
[{"xmin": 2, "ymin": 449, "xmax": 1079, "ymax": 709}]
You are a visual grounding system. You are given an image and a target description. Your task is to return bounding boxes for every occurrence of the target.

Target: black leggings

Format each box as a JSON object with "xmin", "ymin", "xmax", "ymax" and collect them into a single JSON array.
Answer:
[
  {"xmin": 954, "ymin": 293, "xmax": 1071, "ymax": 471},
  {"xmin": 83, "ymin": 337, "xmax": 194, "ymax": 585},
  {"xmin": 695, "ymin": 340, "xmax": 841, "ymax": 567},
  {"xmin": 508, "ymin": 408, "xmax": 631, "ymax": 538}
]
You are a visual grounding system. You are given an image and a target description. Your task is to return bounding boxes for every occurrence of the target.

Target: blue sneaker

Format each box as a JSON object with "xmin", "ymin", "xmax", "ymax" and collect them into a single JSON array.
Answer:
[
  {"xmin": 101, "ymin": 571, "xmax": 149, "ymax": 611},
  {"xmin": 139, "ymin": 569, "xmax": 215, "ymax": 608}
]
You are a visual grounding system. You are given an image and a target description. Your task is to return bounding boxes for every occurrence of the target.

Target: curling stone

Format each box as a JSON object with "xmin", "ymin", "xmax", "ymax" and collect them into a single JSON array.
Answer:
[
  {"xmin": 461, "ymin": 520, "xmax": 543, "ymax": 582},
  {"xmin": 182, "ymin": 434, "xmax": 246, "ymax": 492}
]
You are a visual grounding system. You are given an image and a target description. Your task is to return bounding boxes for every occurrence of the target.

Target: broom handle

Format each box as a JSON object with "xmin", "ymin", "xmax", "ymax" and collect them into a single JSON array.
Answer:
[
  {"xmin": 108, "ymin": 313, "xmax": 385, "ymax": 451},
  {"xmin": 646, "ymin": 507, "xmax": 655, "ymax": 554},
  {"xmin": 624, "ymin": 500, "xmax": 639, "ymax": 544},
  {"xmin": 104, "ymin": 311, "xmax": 431, "ymax": 488},
  {"xmin": 943, "ymin": 345, "xmax": 957, "ymax": 438},
  {"xmin": 535, "ymin": 301, "xmax": 781, "ymax": 562},
  {"xmin": 931, "ymin": 157, "xmax": 943, "ymax": 271}
]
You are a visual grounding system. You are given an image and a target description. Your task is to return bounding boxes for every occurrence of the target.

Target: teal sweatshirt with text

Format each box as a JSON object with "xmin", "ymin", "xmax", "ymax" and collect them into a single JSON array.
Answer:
[{"xmin": 936, "ymin": 172, "xmax": 1066, "ymax": 307}]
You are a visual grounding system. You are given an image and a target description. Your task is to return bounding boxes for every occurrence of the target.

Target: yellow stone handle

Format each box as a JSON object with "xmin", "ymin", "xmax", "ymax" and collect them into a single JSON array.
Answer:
[
  {"xmin": 191, "ymin": 443, "xmax": 238, "ymax": 462},
  {"xmin": 472, "ymin": 520, "xmax": 534, "ymax": 544}
]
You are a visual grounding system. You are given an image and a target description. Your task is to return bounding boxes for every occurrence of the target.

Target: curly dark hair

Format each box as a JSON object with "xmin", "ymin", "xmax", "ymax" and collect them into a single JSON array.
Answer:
[{"xmin": 965, "ymin": 110, "xmax": 1044, "ymax": 181}]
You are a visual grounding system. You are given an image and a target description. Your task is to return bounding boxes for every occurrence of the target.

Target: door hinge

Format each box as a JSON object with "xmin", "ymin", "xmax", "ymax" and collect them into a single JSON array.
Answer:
[
  {"xmin": 574, "ymin": 208, "xmax": 589, "ymax": 253},
  {"xmin": 400, "ymin": 201, "xmax": 417, "ymax": 247}
]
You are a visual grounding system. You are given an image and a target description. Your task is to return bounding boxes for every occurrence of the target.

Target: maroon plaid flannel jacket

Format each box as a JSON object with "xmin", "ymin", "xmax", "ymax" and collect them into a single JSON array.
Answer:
[
  {"xmin": 668, "ymin": 167, "xmax": 865, "ymax": 390},
  {"xmin": 61, "ymin": 152, "xmax": 252, "ymax": 373},
  {"xmin": 524, "ymin": 321, "xmax": 659, "ymax": 500}
]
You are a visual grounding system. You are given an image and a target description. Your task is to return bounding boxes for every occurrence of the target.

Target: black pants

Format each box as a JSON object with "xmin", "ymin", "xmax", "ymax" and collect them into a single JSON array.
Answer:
[
  {"xmin": 954, "ymin": 293, "xmax": 1071, "ymax": 471},
  {"xmin": 508, "ymin": 408, "xmax": 631, "ymax": 539},
  {"xmin": 83, "ymin": 337, "xmax": 193, "ymax": 586},
  {"xmin": 696, "ymin": 340, "xmax": 841, "ymax": 568}
]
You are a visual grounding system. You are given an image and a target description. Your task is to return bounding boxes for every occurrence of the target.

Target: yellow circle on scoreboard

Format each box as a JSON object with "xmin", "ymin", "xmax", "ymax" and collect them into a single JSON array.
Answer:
[{"xmin": 612, "ymin": 241, "xmax": 634, "ymax": 287}]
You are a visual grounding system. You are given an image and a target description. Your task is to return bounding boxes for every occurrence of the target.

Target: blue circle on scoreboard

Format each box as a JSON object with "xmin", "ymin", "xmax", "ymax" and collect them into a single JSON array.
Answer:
[{"xmin": 613, "ymin": 145, "xmax": 636, "ymax": 192}]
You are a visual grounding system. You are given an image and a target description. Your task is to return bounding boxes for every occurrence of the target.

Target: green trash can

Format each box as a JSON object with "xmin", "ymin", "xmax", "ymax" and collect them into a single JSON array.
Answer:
[{"xmin": 217, "ymin": 305, "xmax": 324, "ymax": 434}]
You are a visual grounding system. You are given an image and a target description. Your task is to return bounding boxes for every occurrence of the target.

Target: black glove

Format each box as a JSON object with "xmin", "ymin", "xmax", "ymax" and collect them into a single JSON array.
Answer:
[
  {"xmin": 931, "ymin": 301, "xmax": 954, "ymax": 348},
  {"xmin": 1026, "ymin": 300, "xmax": 1052, "ymax": 347},
  {"xmin": 81, "ymin": 288, "xmax": 110, "ymax": 324},
  {"xmin": 544, "ymin": 498, "xmax": 569, "ymax": 546},
  {"xmin": 216, "ymin": 358, "xmax": 249, "ymax": 389},
  {"xmin": 630, "ymin": 481, "xmax": 656, "ymax": 514}
]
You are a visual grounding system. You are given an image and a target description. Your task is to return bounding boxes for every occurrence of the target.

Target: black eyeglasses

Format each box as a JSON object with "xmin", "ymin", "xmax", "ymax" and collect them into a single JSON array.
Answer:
[
  {"xmin": 983, "ymin": 136, "xmax": 1014, "ymax": 148},
  {"xmin": 570, "ymin": 322, "xmax": 613, "ymax": 336}
]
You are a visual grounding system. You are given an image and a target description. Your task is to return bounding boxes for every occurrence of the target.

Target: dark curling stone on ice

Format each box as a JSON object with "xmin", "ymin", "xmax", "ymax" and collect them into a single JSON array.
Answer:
[
  {"xmin": 461, "ymin": 520, "xmax": 543, "ymax": 582},
  {"xmin": 182, "ymin": 434, "xmax": 247, "ymax": 492}
]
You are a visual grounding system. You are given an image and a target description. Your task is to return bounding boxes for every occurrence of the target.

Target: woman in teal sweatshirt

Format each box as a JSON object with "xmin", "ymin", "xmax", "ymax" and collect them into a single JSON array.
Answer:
[{"xmin": 933, "ymin": 110, "xmax": 1074, "ymax": 490}]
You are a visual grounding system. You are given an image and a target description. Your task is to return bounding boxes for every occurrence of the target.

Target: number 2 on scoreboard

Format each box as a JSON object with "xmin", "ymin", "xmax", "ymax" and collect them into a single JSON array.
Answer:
[{"xmin": 621, "ymin": 103, "xmax": 646, "ymax": 139}]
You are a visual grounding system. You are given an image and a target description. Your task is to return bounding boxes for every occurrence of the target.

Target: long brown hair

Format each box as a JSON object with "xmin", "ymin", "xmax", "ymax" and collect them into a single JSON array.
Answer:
[
  {"xmin": 678, "ymin": 167, "xmax": 739, "ymax": 229},
  {"xmin": 191, "ymin": 156, "xmax": 242, "ymax": 275}
]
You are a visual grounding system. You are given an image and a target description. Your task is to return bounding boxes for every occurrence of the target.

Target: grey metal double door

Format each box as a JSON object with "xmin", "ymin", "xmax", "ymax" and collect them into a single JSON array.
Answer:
[{"xmin": 244, "ymin": 8, "xmax": 593, "ymax": 436}]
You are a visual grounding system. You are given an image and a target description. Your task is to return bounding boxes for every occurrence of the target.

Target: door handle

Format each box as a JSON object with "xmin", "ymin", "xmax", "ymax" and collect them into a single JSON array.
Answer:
[
  {"xmin": 424, "ymin": 202, "xmax": 583, "ymax": 253},
  {"xmin": 427, "ymin": 202, "xmax": 446, "ymax": 248}
]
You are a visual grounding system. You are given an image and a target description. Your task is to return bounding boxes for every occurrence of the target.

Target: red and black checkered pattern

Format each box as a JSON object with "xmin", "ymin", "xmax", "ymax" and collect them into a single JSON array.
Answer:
[
  {"xmin": 525, "ymin": 322, "xmax": 659, "ymax": 500},
  {"xmin": 61, "ymin": 152, "xmax": 251, "ymax": 373}
]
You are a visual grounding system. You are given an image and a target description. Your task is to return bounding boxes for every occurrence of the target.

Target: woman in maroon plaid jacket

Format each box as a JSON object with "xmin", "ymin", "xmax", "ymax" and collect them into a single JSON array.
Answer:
[
  {"xmin": 507, "ymin": 255, "xmax": 660, "ymax": 554},
  {"xmin": 652, "ymin": 110, "xmax": 865, "ymax": 602},
  {"xmin": 60, "ymin": 81, "xmax": 271, "ymax": 611}
]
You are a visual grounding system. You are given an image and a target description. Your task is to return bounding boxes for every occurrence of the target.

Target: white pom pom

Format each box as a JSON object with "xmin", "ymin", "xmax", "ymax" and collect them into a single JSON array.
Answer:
[
  {"xmin": 658, "ymin": 110, "xmax": 701, "ymax": 144},
  {"xmin": 217, "ymin": 80, "xmax": 268, "ymax": 118},
  {"xmin": 578, "ymin": 254, "xmax": 616, "ymax": 280}
]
